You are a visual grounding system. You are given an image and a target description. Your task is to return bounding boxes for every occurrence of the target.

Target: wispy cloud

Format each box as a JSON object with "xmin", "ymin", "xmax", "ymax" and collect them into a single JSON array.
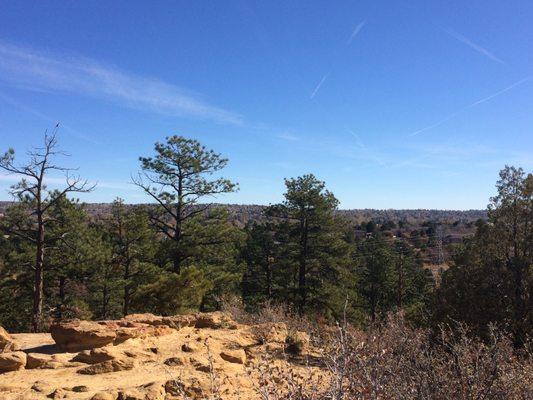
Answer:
[
  {"xmin": 310, "ymin": 73, "xmax": 330, "ymax": 99},
  {"xmin": 0, "ymin": 41, "xmax": 244, "ymax": 125},
  {"xmin": 443, "ymin": 28, "xmax": 506, "ymax": 65},
  {"xmin": 347, "ymin": 20, "xmax": 366, "ymax": 45},
  {"xmin": 409, "ymin": 77, "xmax": 530, "ymax": 137},
  {"xmin": 276, "ymin": 132, "xmax": 300, "ymax": 141}
]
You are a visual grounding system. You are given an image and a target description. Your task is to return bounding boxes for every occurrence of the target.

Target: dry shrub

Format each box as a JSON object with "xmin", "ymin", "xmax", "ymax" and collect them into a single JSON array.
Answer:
[
  {"xmin": 216, "ymin": 298, "xmax": 532, "ymax": 399},
  {"xmin": 219, "ymin": 295, "xmax": 318, "ymax": 334},
  {"xmin": 247, "ymin": 353, "xmax": 325, "ymax": 400},
  {"xmin": 317, "ymin": 313, "xmax": 532, "ymax": 400}
]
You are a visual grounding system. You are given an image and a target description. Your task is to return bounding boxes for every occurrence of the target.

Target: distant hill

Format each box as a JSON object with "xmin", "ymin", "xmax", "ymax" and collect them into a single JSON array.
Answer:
[{"xmin": 0, "ymin": 200, "xmax": 486, "ymax": 227}]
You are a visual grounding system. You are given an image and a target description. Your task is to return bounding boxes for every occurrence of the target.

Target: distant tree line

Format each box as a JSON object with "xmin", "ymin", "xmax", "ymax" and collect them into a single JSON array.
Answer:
[{"xmin": 0, "ymin": 132, "xmax": 531, "ymax": 348}]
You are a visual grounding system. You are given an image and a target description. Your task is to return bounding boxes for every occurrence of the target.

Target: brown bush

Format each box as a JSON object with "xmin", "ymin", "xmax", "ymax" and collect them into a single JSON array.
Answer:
[{"xmin": 215, "ymin": 299, "xmax": 532, "ymax": 399}]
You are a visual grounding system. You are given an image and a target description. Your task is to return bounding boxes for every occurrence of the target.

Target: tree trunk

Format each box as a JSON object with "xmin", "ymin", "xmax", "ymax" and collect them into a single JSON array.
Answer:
[
  {"xmin": 397, "ymin": 254, "xmax": 404, "ymax": 308},
  {"xmin": 265, "ymin": 258, "xmax": 272, "ymax": 300},
  {"xmin": 58, "ymin": 276, "xmax": 66, "ymax": 319},
  {"xmin": 102, "ymin": 284, "xmax": 108, "ymax": 319},
  {"xmin": 298, "ymin": 217, "xmax": 308, "ymax": 315},
  {"xmin": 123, "ymin": 261, "xmax": 130, "ymax": 316},
  {"xmin": 173, "ymin": 176, "xmax": 183, "ymax": 275},
  {"xmin": 512, "ymin": 259, "xmax": 526, "ymax": 348},
  {"xmin": 32, "ymin": 215, "xmax": 45, "ymax": 332},
  {"xmin": 173, "ymin": 255, "xmax": 181, "ymax": 275}
]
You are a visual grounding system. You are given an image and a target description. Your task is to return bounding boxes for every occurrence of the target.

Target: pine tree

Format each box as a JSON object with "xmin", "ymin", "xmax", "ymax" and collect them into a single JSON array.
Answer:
[
  {"xmin": 267, "ymin": 174, "xmax": 350, "ymax": 315},
  {"xmin": 105, "ymin": 199, "xmax": 159, "ymax": 316},
  {"xmin": 0, "ymin": 130, "xmax": 93, "ymax": 331},
  {"xmin": 133, "ymin": 136, "xmax": 237, "ymax": 274}
]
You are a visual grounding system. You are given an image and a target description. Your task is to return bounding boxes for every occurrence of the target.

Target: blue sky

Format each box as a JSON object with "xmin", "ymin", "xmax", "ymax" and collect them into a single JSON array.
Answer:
[{"xmin": 0, "ymin": 1, "xmax": 532, "ymax": 209}]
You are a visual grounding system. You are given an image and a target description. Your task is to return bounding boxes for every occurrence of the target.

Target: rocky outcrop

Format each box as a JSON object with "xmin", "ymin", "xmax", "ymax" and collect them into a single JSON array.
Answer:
[
  {"xmin": 220, "ymin": 349, "xmax": 246, "ymax": 364},
  {"xmin": 0, "ymin": 312, "xmax": 320, "ymax": 399},
  {"xmin": 50, "ymin": 320, "xmax": 117, "ymax": 352},
  {"xmin": 123, "ymin": 313, "xmax": 196, "ymax": 329},
  {"xmin": 0, "ymin": 351, "xmax": 26, "ymax": 372},
  {"xmin": 194, "ymin": 311, "xmax": 238, "ymax": 329},
  {"xmin": 0, "ymin": 326, "xmax": 16, "ymax": 352},
  {"xmin": 78, "ymin": 358, "xmax": 136, "ymax": 375},
  {"xmin": 26, "ymin": 353, "xmax": 74, "ymax": 369},
  {"xmin": 49, "ymin": 312, "xmax": 236, "ymax": 353}
]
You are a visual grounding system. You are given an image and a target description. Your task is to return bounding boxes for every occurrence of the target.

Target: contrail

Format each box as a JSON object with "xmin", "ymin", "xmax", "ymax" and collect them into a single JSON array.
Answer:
[
  {"xmin": 310, "ymin": 73, "xmax": 330, "ymax": 99},
  {"xmin": 443, "ymin": 28, "xmax": 506, "ymax": 65},
  {"xmin": 409, "ymin": 77, "xmax": 530, "ymax": 137},
  {"xmin": 469, "ymin": 77, "xmax": 530, "ymax": 106},
  {"xmin": 347, "ymin": 20, "xmax": 366, "ymax": 45}
]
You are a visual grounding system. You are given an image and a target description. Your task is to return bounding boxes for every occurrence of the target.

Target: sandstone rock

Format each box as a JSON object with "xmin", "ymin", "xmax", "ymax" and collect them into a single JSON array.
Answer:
[
  {"xmin": 72, "ymin": 346, "xmax": 135, "ymax": 364},
  {"xmin": 0, "ymin": 326, "xmax": 16, "ymax": 352},
  {"xmin": 26, "ymin": 353, "xmax": 52, "ymax": 369},
  {"xmin": 164, "ymin": 356, "xmax": 185, "ymax": 366},
  {"xmin": 77, "ymin": 358, "xmax": 135, "ymax": 375},
  {"xmin": 71, "ymin": 385, "xmax": 89, "ymax": 392},
  {"xmin": 190, "ymin": 356, "xmax": 211, "ymax": 373},
  {"xmin": 164, "ymin": 379, "xmax": 186, "ymax": 396},
  {"xmin": 119, "ymin": 381, "xmax": 165, "ymax": 400},
  {"xmin": 51, "ymin": 320, "xmax": 116, "ymax": 352},
  {"xmin": 47, "ymin": 388, "xmax": 67, "ymax": 399},
  {"xmin": 123, "ymin": 313, "xmax": 164, "ymax": 326},
  {"xmin": 115, "ymin": 324, "xmax": 173, "ymax": 344},
  {"xmin": 91, "ymin": 393, "xmax": 116, "ymax": 400},
  {"xmin": 0, "ymin": 351, "xmax": 26, "ymax": 372},
  {"xmin": 220, "ymin": 349, "xmax": 246, "ymax": 364},
  {"xmin": 194, "ymin": 312, "xmax": 237, "ymax": 329},
  {"xmin": 181, "ymin": 341, "xmax": 201, "ymax": 353},
  {"xmin": 26, "ymin": 353, "xmax": 71, "ymax": 369},
  {"xmin": 164, "ymin": 314, "xmax": 197, "ymax": 329},
  {"xmin": 31, "ymin": 380, "xmax": 51, "ymax": 392},
  {"xmin": 165, "ymin": 378, "xmax": 206, "ymax": 398},
  {"xmin": 123, "ymin": 313, "xmax": 195, "ymax": 329}
]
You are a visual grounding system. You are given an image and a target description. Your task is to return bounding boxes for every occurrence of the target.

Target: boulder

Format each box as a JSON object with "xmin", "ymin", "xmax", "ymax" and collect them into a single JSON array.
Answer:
[
  {"xmin": 220, "ymin": 349, "xmax": 246, "ymax": 364},
  {"xmin": 123, "ymin": 313, "xmax": 195, "ymax": 329},
  {"xmin": 26, "ymin": 353, "xmax": 70, "ymax": 369},
  {"xmin": 91, "ymin": 393, "xmax": 116, "ymax": 400},
  {"xmin": 0, "ymin": 326, "xmax": 16, "ymax": 352},
  {"xmin": 47, "ymin": 388, "xmax": 68, "ymax": 399},
  {"xmin": 72, "ymin": 346, "xmax": 134, "ymax": 364},
  {"xmin": 71, "ymin": 385, "xmax": 89, "ymax": 392},
  {"xmin": 51, "ymin": 320, "xmax": 116, "ymax": 352},
  {"xmin": 115, "ymin": 324, "xmax": 173, "ymax": 344},
  {"xmin": 0, "ymin": 351, "xmax": 26, "ymax": 373},
  {"xmin": 194, "ymin": 312, "xmax": 237, "ymax": 329},
  {"xmin": 77, "ymin": 358, "xmax": 136, "ymax": 375},
  {"xmin": 164, "ymin": 356, "xmax": 185, "ymax": 366}
]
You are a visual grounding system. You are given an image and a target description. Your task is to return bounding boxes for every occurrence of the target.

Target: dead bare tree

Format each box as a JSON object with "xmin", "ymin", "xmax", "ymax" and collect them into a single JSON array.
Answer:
[{"xmin": 0, "ymin": 126, "xmax": 94, "ymax": 331}]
